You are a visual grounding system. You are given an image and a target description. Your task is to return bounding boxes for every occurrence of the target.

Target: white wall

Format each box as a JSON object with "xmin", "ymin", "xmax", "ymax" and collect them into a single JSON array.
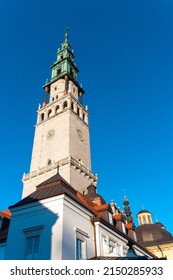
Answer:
[
  {"xmin": 5, "ymin": 196, "xmax": 64, "ymax": 260},
  {"xmin": 62, "ymin": 196, "xmax": 95, "ymax": 259}
]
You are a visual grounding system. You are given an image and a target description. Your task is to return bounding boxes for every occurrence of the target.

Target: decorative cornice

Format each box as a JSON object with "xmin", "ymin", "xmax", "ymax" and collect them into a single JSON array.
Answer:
[{"xmin": 23, "ymin": 156, "xmax": 98, "ymax": 183}]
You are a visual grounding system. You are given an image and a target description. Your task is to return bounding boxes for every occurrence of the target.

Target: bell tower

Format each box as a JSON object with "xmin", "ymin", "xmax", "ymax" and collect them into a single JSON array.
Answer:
[{"xmin": 22, "ymin": 31, "xmax": 98, "ymax": 198}]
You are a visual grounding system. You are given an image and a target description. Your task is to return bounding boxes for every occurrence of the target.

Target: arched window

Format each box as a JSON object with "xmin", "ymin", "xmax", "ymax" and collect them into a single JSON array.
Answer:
[
  {"xmin": 47, "ymin": 159, "xmax": 52, "ymax": 165},
  {"xmin": 57, "ymin": 67, "xmax": 61, "ymax": 75},
  {"xmin": 83, "ymin": 113, "xmax": 85, "ymax": 121},
  {"xmin": 143, "ymin": 216, "xmax": 146, "ymax": 224},
  {"xmin": 47, "ymin": 109, "xmax": 52, "ymax": 118},
  {"xmin": 148, "ymin": 215, "xmax": 151, "ymax": 224},
  {"xmin": 77, "ymin": 107, "xmax": 80, "ymax": 116},
  {"xmin": 63, "ymin": 101, "xmax": 68, "ymax": 109},
  {"xmin": 40, "ymin": 113, "xmax": 44, "ymax": 122},
  {"xmin": 138, "ymin": 217, "xmax": 142, "ymax": 225},
  {"xmin": 55, "ymin": 105, "xmax": 60, "ymax": 113}
]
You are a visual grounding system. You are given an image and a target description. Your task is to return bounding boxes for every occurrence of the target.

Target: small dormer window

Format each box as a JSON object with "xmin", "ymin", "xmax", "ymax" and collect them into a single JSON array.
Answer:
[
  {"xmin": 108, "ymin": 212, "xmax": 113, "ymax": 225},
  {"xmin": 122, "ymin": 222, "xmax": 126, "ymax": 234}
]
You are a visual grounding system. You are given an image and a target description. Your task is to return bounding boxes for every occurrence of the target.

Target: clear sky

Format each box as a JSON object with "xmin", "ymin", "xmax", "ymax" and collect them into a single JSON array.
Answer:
[{"xmin": 0, "ymin": 0, "xmax": 173, "ymax": 234}]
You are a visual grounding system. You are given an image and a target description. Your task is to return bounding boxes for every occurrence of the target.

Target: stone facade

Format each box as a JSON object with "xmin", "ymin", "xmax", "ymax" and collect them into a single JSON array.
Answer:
[{"xmin": 22, "ymin": 68, "xmax": 97, "ymax": 197}]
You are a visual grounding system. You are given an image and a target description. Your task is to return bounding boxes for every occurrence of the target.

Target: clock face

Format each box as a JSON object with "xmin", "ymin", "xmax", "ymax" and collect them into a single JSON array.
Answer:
[
  {"xmin": 77, "ymin": 129, "xmax": 84, "ymax": 142},
  {"xmin": 47, "ymin": 129, "xmax": 55, "ymax": 139}
]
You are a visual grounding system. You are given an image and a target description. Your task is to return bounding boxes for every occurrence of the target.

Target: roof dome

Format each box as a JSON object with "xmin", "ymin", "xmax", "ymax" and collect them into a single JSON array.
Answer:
[
  {"xmin": 136, "ymin": 223, "xmax": 173, "ymax": 246},
  {"xmin": 85, "ymin": 184, "xmax": 106, "ymax": 205},
  {"xmin": 155, "ymin": 222, "xmax": 165, "ymax": 229},
  {"xmin": 137, "ymin": 210, "xmax": 151, "ymax": 215}
]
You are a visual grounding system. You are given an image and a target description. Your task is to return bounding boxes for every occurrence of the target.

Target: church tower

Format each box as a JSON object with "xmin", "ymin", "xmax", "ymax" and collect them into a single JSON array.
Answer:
[{"xmin": 22, "ymin": 31, "xmax": 98, "ymax": 198}]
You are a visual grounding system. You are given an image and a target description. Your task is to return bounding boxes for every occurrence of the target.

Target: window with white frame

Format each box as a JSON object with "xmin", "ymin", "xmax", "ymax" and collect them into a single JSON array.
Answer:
[
  {"xmin": 23, "ymin": 225, "xmax": 44, "ymax": 260},
  {"xmin": 75, "ymin": 228, "xmax": 88, "ymax": 260},
  {"xmin": 116, "ymin": 243, "xmax": 122, "ymax": 256},
  {"xmin": 103, "ymin": 236, "xmax": 116, "ymax": 255},
  {"xmin": 76, "ymin": 238, "xmax": 85, "ymax": 260},
  {"xmin": 25, "ymin": 235, "xmax": 40, "ymax": 260}
]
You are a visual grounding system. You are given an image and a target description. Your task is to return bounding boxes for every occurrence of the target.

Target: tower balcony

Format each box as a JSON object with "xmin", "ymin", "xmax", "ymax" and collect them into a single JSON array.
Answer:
[{"xmin": 36, "ymin": 93, "xmax": 89, "ymax": 125}]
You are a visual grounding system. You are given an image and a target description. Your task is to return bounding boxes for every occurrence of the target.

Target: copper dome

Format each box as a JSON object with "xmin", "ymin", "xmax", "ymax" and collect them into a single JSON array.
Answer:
[
  {"xmin": 136, "ymin": 223, "xmax": 173, "ymax": 246},
  {"xmin": 85, "ymin": 184, "xmax": 106, "ymax": 205}
]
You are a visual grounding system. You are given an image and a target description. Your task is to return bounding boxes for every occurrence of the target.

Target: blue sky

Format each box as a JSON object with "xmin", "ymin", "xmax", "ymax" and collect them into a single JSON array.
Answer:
[{"xmin": 0, "ymin": 0, "xmax": 173, "ymax": 234}]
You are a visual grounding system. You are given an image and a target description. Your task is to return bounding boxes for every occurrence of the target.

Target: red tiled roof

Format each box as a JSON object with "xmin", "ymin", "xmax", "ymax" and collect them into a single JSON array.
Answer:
[
  {"xmin": 0, "ymin": 210, "xmax": 11, "ymax": 219},
  {"xmin": 77, "ymin": 192, "xmax": 98, "ymax": 215},
  {"xmin": 93, "ymin": 204, "xmax": 109, "ymax": 211},
  {"xmin": 0, "ymin": 210, "xmax": 11, "ymax": 243}
]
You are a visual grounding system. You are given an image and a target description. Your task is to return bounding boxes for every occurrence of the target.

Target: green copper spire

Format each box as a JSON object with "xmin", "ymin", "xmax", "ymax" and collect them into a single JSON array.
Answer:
[
  {"xmin": 50, "ymin": 30, "xmax": 79, "ymax": 83},
  {"xmin": 43, "ymin": 31, "xmax": 84, "ymax": 98},
  {"xmin": 123, "ymin": 196, "xmax": 133, "ymax": 223}
]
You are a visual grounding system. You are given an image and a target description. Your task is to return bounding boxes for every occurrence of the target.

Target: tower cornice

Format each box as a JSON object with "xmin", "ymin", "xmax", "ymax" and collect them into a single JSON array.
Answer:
[{"xmin": 23, "ymin": 156, "xmax": 98, "ymax": 196}]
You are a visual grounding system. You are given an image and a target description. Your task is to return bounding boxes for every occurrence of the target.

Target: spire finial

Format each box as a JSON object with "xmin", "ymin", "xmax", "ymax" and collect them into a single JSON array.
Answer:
[{"xmin": 65, "ymin": 27, "xmax": 68, "ymax": 41}]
